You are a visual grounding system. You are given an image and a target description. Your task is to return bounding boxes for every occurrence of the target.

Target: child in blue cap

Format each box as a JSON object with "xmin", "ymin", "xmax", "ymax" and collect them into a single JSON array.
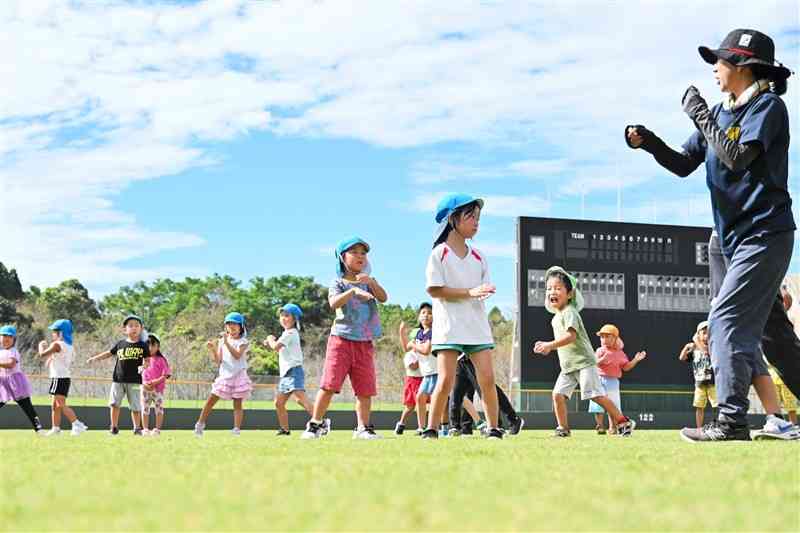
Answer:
[
  {"xmin": 194, "ymin": 312, "xmax": 252, "ymax": 437},
  {"xmin": 0, "ymin": 325, "xmax": 44, "ymax": 433},
  {"xmin": 38, "ymin": 319, "xmax": 88, "ymax": 436},
  {"xmin": 263, "ymin": 303, "xmax": 314, "ymax": 436},
  {"xmin": 302, "ymin": 236, "xmax": 387, "ymax": 440},
  {"xmin": 87, "ymin": 315, "xmax": 148, "ymax": 435},
  {"xmin": 424, "ymin": 194, "xmax": 503, "ymax": 440}
]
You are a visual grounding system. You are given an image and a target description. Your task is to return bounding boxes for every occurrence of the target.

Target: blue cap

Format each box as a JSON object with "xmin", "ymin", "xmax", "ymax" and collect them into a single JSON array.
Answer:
[
  {"xmin": 335, "ymin": 236, "xmax": 372, "ymax": 277},
  {"xmin": 224, "ymin": 312, "xmax": 247, "ymax": 336},
  {"xmin": 280, "ymin": 303, "xmax": 303, "ymax": 321},
  {"xmin": 433, "ymin": 194, "xmax": 484, "ymax": 245},
  {"xmin": 0, "ymin": 325, "xmax": 17, "ymax": 337},
  {"xmin": 122, "ymin": 314, "xmax": 144, "ymax": 327},
  {"xmin": 49, "ymin": 319, "xmax": 74, "ymax": 346}
]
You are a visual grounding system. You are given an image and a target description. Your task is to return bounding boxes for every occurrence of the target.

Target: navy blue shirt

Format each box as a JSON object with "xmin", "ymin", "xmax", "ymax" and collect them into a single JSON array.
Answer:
[{"xmin": 683, "ymin": 93, "xmax": 795, "ymax": 256}]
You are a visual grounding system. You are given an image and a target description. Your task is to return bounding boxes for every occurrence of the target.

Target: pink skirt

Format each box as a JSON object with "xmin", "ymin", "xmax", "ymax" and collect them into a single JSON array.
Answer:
[
  {"xmin": 211, "ymin": 371, "xmax": 252, "ymax": 400},
  {"xmin": 0, "ymin": 372, "xmax": 33, "ymax": 403}
]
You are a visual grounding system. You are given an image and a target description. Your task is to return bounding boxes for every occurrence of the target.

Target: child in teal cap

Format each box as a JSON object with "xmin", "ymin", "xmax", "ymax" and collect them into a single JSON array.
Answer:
[
  {"xmin": 302, "ymin": 236, "xmax": 388, "ymax": 440},
  {"xmin": 38, "ymin": 319, "xmax": 88, "ymax": 436}
]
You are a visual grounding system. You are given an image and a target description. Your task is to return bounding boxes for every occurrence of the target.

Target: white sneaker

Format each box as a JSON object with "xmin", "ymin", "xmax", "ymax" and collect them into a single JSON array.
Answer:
[
  {"xmin": 753, "ymin": 415, "xmax": 800, "ymax": 440},
  {"xmin": 321, "ymin": 418, "xmax": 332, "ymax": 435},
  {"xmin": 45, "ymin": 427, "xmax": 62, "ymax": 437},
  {"xmin": 231, "ymin": 427, "xmax": 241, "ymax": 436},
  {"xmin": 194, "ymin": 422, "xmax": 205, "ymax": 437},
  {"xmin": 141, "ymin": 428, "xmax": 151, "ymax": 436},
  {"xmin": 151, "ymin": 428, "xmax": 161, "ymax": 437},
  {"xmin": 353, "ymin": 425, "xmax": 381, "ymax": 440},
  {"xmin": 301, "ymin": 421, "xmax": 325, "ymax": 439},
  {"xmin": 70, "ymin": 421, "xmax": 88, "ymax": 436}
]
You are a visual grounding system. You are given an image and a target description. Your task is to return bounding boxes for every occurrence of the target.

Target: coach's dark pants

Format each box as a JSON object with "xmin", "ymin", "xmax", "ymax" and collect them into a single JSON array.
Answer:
[
  {"xmin": 449, "ymin": 357, "xmax": 519, "ymax": 428},
  {"xmin": 709, "ymin": 233, "xmax": 800, "ymax": 400},
  {"xmin": 708, "ymin": 231, "xmax": 794, "ymax": 426}
]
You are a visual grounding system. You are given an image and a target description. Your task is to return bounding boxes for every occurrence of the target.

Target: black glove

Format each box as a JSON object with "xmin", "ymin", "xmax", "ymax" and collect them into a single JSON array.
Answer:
[
  {"xmin": 682, "ymin": 86, "xmax": 709, "ymax": 122},
  {"xmin": 625, "ymin": 124, "xmax": 655, "ymax": 150}
]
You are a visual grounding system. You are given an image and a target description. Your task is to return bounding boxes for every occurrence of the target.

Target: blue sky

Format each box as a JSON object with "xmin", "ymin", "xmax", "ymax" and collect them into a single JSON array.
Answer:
[{"xmin": 1, "ymin": 1, "xmax": 798, "ymax": 314}]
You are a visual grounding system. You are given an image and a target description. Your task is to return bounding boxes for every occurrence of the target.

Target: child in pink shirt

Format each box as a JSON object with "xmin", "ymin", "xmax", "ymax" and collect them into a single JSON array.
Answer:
[
  {"xmin": 588, "ymin": 324, "xmax": 646, "ymax": 434},
  {"xmin": 141, "ymin": 334, "xmax": 171, "ymax": 436}
]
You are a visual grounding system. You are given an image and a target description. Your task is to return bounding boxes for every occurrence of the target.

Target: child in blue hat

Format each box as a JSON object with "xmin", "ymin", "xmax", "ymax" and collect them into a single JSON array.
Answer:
[
  {"xmin": 263, "ymin": 304, "xmax": 314, "ymax": 436},
  {"xmin": 38, "ymin": 319, "xmax": 88, "ymax": 436},
  {"xmin": 87, "ymin": 315, "xmax": 148, "ymax": 435},
  {"xmin": 424, "ymin": 194, "xmax": 503, "ymax": 440},
  {"xmin": 302, "ymin": 236, "xmax": 388, "ymax": 440},
  {"xmin": 194, "ymin": 312, "xmax": 252, "ymax": 437},
  {"xmin": 0, "ymin": 325, "xmax": 44, "ymax": 433}
]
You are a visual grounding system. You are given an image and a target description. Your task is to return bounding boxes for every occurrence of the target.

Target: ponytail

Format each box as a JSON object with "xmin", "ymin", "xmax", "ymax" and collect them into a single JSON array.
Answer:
[{"xmin": 751, "ymin": 65, "xmax": 788, "ymax": 96}]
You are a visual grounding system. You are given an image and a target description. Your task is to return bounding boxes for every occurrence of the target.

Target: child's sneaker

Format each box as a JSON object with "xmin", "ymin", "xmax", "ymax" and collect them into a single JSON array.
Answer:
[
  {"xmin": 421, "ymin": 428, "xmax": 438, "ymax": 439},
  {"xmin": 415, "ymin": 428, "xmax": 424, "ymax": 436},
  {"xmin": 45, "ymin": 427, "xmax": 62, "ymax": 437},
  {"xmin": 133, "ymin": 427, "xmax": 143, "ymax": 436},
  {"xmin": 680, "ymin": 422, "xmax": 750, "ymax": 443},
  {"xmin": 70, "ymin": 421, "xmax": 88, "ymax": 436},
  {"xmin": 321, "ymin": 418, "xmax": 332, "ymax": 435},
  {"xmin": 394, "ymin": 422, "xmax": 405, "ymax": 435},
  {"xmin": 109, "ymin": 426, "xmax": 120, "ymax": 436},
  {"xmin": 353, "ymin": 425, "xmax": 381, "ymax": 440},
  {"xmin": 616, "ymin": 418, "xmax": 636, "ymax": 437},
  {"xmin": 553, "ymin": 427, "xmax": 571, "ymax": 437},
  {"xmin": 301, "ymin": 421, "xmax": 325, "ymax": 439},
  {"xmin": 752, "ymin": 415, "xmax": 800, "ymax": 440},
  {"xmin": 151, "ymin": 428, "xmax": 161, "ymax": 437},
  {"xmin": 486, "ymin": 428, "xmax": 504, "ymax": 440},
  {"xmin": 231, "ymin": 427, "xmax": 241, "ymax": 437},
  {"xmin": 141, "ymin": 428, "xmax": 150, "ymax": 436},
  {"xmin": 509, "ymin": 416, "xmax": 525, "ymax": 435},
  {"xmin": 448, "ymin": 427, "xmax": 462, "ymax": 437},
  {"xmin": 276, "ymin": 428, "xmax": 291, "ymax": 436},
  {"xmin": 476, "ymin": 420, "xmax": 487, "ymax": 433},
  {"xmin": 193, "ymin": 422, "xmax": 205, "ymax": 437},
  {"xmin": 595, "ymin": 424, "xmax": 607, "ymax": 435}
]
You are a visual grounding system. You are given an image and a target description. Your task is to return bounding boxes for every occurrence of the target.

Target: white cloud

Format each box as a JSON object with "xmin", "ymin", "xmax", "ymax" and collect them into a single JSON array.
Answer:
[
  {"xmin": 471, "ymin": 241, "xmax": 516, "ymax": 259},
  {"xmin": 1, "ymin": 0, "xmax": 797, "ymax": 294}
]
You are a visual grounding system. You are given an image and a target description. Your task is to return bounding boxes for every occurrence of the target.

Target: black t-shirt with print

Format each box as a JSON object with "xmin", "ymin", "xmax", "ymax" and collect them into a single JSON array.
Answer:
[{"xmin": 110, "ymin": 339, "xmax": 146, "ymax": 383}]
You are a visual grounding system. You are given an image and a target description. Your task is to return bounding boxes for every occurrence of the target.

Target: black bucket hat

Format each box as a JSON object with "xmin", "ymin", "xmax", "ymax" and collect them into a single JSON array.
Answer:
[{"xmin": 699, "ymin": 29, "xmax": 792, "ymax": 80}]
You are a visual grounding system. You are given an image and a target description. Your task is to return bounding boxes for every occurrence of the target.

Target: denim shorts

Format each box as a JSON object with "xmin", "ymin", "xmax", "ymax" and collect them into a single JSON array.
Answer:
[
  {"xmin": 419, "ymin": 374, "xmax": 438, "ymax": 396},
  {"xmin": 278, "ymin": 366, "xmax": 305, "ymax": 394}
]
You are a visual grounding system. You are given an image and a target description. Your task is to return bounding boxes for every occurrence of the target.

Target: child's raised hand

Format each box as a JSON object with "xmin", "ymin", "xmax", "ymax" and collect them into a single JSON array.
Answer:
[
  {"xmin": 352, "ymin": 287, "xmax": 375, "ymax": 301},
  {"xmin": 634, "ymin": 351, "xmax": 647, "ymax": 362},
  {"xmin": 206, "ymin": 339, "xmax": 217, "ymax": 350},
  {"xmin": 533, "ymin": 341, "xmax": 552, "ymax": 355},
  {"xmin": 469, "ymin": 283, "xmax": 496, "ymax": 300},
  {"xmin": 38, "ymin": 340, "xmax": 48, "ymax": 353},
  {"xmin": 683, "ymin": 342, "xmax": 695, "ymax": 353},
  {"xmin": 355, "ymin": 273, "xmax": 373, "ymax": 286}
]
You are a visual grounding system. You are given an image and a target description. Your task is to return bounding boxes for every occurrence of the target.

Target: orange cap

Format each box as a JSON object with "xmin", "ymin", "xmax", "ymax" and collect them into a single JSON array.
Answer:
[{"xmin": 596, "ymin": 324, "xmax": 619, "ymax": 337}]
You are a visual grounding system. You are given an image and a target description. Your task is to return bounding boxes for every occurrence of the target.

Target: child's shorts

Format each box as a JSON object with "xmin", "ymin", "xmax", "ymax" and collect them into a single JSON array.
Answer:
[
  {"xmin": 141, "ymin": 389, "xmax": 165, "ymax": 415},
  {"xmin": 553, "ymin": 366, "xmax": 605, "ymax": 401},
  {"xmin": 278, "ymin": 366, "xmax": 305, "ymax": 394},
  {"xmin": 418, "ymin": 374, "xmax": 438, "ymax": 396},
  {"xmin": 49, "ymin": 378, "xmax": 71, "ymax": 397},
  {"xmin": 588, "ymin": 376, "xmax": 620, "ymax": 413},
  {"xmin": 109, "ymin": 382, "xmax": 142, "ymax": 411},
  {"xmin": 693, "ymin": 383, "xmax": 717, "ymax": 408},
  {"xmin": 403, "ymin": 376, "xmax": 423, "ymax": 407},
  {"xmin": 432, "ymin": 343, "xmax": 495, "ymax": 355},
  {"xmin": 775, "ymin": 382, "xmax": 797, "ymax": 411},
  {"xmin": 211, "ymin": 371, "xmax": 252, "ymax": 400},
  {"xmin": 320, "ymin": 336, "xmax": 377, "ymax": 397}
]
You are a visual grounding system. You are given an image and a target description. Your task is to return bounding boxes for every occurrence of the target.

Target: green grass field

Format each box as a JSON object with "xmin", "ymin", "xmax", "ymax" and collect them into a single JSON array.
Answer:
[{"xmin": 4, "ymin": 430, "xmax": 798, "ymax": 531}]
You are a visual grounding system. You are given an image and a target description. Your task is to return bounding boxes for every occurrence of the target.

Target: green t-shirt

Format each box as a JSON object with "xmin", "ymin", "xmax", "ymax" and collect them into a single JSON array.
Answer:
[{"xmin": 550, "ymin": 305, "xmax": 596, "ymax": 373}]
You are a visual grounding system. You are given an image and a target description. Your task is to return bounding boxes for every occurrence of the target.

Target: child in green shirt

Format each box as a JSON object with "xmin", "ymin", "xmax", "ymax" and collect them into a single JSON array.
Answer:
[{"xmin": 532, "ymin": 266, "xmax": 635, "ymax": 437}]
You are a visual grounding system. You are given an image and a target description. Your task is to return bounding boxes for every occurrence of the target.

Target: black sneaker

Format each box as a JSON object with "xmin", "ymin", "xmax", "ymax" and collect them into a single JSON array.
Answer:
[
  {"xmin": 616, "ymin": 418, "xmax": 636, "ymax": 437},
  {"xmin": 133, "ymin": 428, "xmax": 143, "ymax": 436},
  {"xmin": 301, "ymin": 421, "xmax": 325, "ymax": 439},
  {"xmin": 461, "ymin": 423, "xmax": 474, "ymax": 436},
  {"xmin": 485, "ymin": 428, "xmax": 504, "ymax": 440},
  {"xmin": 109, "ymin": 426, "xmax": 119, "ymax": 436},
  {"xmin": 553, "ymin": 427, "xmax": 571, "ymax": 437},
  {"xmin": 509, "ymin": 416, "xmax": 525, "ymax": 435},
  {"xmin": 680, "ymin": 422, "xmax": 751, "ymax": 443},
  {"xmin": 394, "ymin": 422, "xmax": 405, "ymax": 435},
  {"xmin": 421, "ymin": 428, "xmax": 438, "ymax": 439},
  {"xmin": 276, "ymin": 428, "xmax": 291, "ymax": 436}
]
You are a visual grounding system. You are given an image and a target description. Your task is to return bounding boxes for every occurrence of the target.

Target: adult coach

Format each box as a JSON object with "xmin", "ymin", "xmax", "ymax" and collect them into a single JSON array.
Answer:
[{"xmin": 625, "ymin": 29, "xmax": 795, "ymax": 441}]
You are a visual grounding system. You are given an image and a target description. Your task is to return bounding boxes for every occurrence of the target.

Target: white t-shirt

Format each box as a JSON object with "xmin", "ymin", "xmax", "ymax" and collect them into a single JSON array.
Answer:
[
  {"xmin": 417, "ymin": 352, "xmax": 438, "ymax": 377},
  {"xmin": 425, "ymin": 243, "xmax": 494, "ymax": 345},
  {"xmin": 48, "ymin": 341, "xmax": 73, "ymax": 379},
  {"xmin": 403, "ymin": 351, "xmax": 422, "ymax": 377},
  {"xmin": 277, "ymin": 328, "xmax": 303, "ymax": 377},
  {"xmin": 218, "ymin": 336, "xmax": 249, "ymax": 379}
]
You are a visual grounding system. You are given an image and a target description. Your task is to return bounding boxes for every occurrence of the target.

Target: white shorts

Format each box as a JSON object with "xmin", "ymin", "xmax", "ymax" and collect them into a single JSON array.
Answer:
[{"xmin": 553, "ymin": 366, "xmax": 606, "ymax": 401}]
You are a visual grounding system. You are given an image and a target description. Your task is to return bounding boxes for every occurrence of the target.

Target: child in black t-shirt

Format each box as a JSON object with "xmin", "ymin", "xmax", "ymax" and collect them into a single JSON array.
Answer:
[{"xmin": 87, "ymin": 315, "xmax": 147, "ymax": 435}]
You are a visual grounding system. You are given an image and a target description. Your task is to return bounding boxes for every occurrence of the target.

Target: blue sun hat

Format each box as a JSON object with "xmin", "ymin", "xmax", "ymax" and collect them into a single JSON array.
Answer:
[
  {"xmin": 49, "ymin": 319, "xmax": 73, "ymax": 346},
  {"xmin": 335, "ymin": 236, "xmax": 372, "ymax": 277},
  {"xmin": 433, "ymin": 193, "xmax": 484, "ymax": 246},
  {"xmin": 544, "ymin": 266, "xmax": 585, "ymax": 314},
  {"xmin": 280, "ymin": 303, "xmax": 304, "ymax": 330},
  {"xmin": 0, "ymin": 325, "xmax": 17, "ymax": 337},
  {"xmin": 224, "ymin": 312, "xmax": 247, "ymax": 337}
]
